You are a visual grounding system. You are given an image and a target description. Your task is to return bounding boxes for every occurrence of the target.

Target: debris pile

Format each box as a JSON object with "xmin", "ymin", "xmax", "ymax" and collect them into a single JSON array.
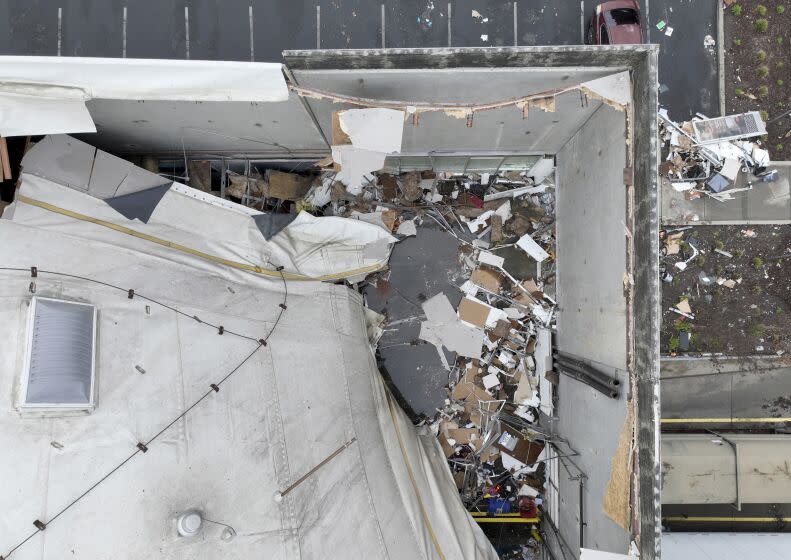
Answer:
[{"xmin": 659, "ymin": 109, "xmax": 777, "ymax": 201}]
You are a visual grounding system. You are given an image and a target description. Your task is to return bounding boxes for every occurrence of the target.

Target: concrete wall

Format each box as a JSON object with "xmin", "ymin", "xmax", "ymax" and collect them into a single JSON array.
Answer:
[{"xmin": 553, "ymin": 103, "xmax": 631, "ymax": 556}]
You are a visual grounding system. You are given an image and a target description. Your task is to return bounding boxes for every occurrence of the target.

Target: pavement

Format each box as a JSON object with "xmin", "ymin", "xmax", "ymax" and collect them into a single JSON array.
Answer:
[
  {"xmin": 661, "ymin": 162, "xmax": 791, "ymax": 225},
  {"xmin": 0, "ymin": 0, "xmax": 719, "ymax": 118},
  {"xmin": 661, "ymin": 355, "xmax": 791, "ymax": 428}
]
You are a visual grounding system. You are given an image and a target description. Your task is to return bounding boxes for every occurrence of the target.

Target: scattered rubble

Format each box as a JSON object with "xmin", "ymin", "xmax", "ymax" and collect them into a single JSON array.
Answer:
[{"xmin": 659, "ymin": 110, "xmax": 777, "ymax": 202}]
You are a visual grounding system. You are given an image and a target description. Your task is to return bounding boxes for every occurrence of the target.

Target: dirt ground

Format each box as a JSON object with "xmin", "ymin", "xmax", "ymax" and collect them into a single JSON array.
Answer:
[
  {"xmin": 724, "ymin": 1, "xmax": 791, "ymax": 161},
  {"xmin": 661, "ymin": 225, "xmax": 791, "ymax": 355}
]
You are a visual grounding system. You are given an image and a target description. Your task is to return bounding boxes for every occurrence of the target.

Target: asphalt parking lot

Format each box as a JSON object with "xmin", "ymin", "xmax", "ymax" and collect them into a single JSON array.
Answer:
[{"xmin": 0, "ymin": 0, "xmax": 719, "ymax": 119}]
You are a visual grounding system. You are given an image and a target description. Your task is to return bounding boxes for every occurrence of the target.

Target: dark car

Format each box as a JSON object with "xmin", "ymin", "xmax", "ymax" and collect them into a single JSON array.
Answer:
[{"xmin": 586, "ymin": 0, "xmax": 643, "ymax": 45}]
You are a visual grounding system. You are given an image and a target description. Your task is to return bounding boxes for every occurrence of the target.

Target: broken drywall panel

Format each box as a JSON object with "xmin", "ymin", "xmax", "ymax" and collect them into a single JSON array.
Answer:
[
  {"xmin": 579, "ymin": 71, "xmax": 631, "ymax": 109},
  {"xmin": 478, "ymin": 250, "xmax": 505, "ymax": 269},
  {"xmin": 419, "ymin": 293, "xmax": 484, "ymax": 361},
  {"xmin": 396, "ymin": 219, "xmax": 417, "ymax": 237},
  {"xmin": 339, "ymin": 108, "xmax": 405, "ymax": 153},
  {"xmin": 516, "ymin": 234, "xmax": 549, "ymax": 262},
  {"xmin": 526, "ymin": 157, "xmax": 555, "ymax": 185},
  {"xmin": 331, "ymin": 145, "xmax": 387, "ymax": 195}
]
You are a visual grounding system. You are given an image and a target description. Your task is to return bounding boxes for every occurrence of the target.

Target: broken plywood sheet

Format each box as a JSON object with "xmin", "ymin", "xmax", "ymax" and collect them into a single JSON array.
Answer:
[
  {"xmin": 458, "ymin": 296, "xmax": 508, "ymax": 330},
  {"xmin": 603, "ymin": 399, "xmax": 634, "ymax": 531}
]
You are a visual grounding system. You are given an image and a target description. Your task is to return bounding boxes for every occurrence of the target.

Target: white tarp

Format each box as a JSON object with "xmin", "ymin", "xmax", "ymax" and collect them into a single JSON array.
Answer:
[
  {"xmin": 0, "ymin": 56, "xmax": 289, "ymax": 136},
  {"xmin": 0, "ymin": 138, "xmax": 497, "ymax": 559}
]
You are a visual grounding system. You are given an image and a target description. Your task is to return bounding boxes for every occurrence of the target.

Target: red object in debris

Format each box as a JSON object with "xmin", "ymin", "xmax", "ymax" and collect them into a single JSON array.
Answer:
[
  {"xmin": 518, "ymin": 496, "xmax": 538, "ymax": 518},
  {"xmin": 468, "ymin": 194, "xmax": 484, "ymax": 209},
  {"xmin": 586, "ymin": 1, "xmax": 643, "ymax": 45}
]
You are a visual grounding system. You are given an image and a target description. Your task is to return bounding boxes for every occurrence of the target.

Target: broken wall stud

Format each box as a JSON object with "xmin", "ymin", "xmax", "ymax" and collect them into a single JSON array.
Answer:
[
  {"xmin": 128, "ymin": 289, "xmax": 134, "ymax": 299},
  {"xmin": 33, "ymin": 520, "xmax": 46, "ymax": 531},
  {"xmin": 210, "ymin": 383, "xmax": 219, "ymax": 392},
  {"xmin": 30, "ymin": 266, "xmax": 37, "ymax": 277},
  {"xmin": 136, "ymin": 443, "xmax": 148, "ymax": 453}
]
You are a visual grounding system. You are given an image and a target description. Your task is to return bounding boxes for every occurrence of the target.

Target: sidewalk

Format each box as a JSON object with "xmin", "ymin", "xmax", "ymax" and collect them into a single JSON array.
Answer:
[{"xmin": 661, "ymin": 162, "xmax": 791, "ymax": 225}]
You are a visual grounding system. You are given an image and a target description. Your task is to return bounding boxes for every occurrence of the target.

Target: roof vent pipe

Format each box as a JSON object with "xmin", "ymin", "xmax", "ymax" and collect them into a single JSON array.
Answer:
[{"xmin": 176, "ymin": 510, "xmax": 203, "ymax": 537}]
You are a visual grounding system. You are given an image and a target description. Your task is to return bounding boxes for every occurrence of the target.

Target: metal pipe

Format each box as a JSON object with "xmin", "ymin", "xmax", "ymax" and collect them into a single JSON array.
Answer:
[
  {"xmin": 554, "ymin": 353, "xmax": 620, "ymax": 388},
  {"xmin": 556, "ymin": 365, "xmax": 619, "ymax": 399}
]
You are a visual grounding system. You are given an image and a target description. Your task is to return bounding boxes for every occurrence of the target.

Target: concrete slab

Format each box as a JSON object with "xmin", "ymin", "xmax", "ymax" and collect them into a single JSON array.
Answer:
[
  {"xmin": 554, "ymin": 361, "xmax": 631, "ymax": 554},
  {"xmin": 556, "ymin": 104, "xmax": 628, "ymax": 371},
  {"xmin": 661, "ymin": 163, "xmax": 791, "ymax": 225},
  {"xmin": 661, "ymin": 356, "xmax": 791, "ymax": 422}
]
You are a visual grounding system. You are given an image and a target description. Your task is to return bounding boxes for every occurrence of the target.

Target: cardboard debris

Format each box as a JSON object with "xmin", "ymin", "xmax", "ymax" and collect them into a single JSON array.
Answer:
[
  {"xmin": 267, "ymin": 170, "xmax": 315, "ymax": 201},
  {"xmin": 470, "ymin": 268, "xmax": 503, "ymax": 292},
  {"xmin": 675, "ymin": 299, "xmax": 692, "ymax": 314}
]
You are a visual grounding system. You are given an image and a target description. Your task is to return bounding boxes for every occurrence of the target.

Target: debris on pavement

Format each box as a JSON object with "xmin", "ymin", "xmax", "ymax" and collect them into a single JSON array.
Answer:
[{"xmin": 658, "ymin": 110, "xmax": 777, "ymax": 202}]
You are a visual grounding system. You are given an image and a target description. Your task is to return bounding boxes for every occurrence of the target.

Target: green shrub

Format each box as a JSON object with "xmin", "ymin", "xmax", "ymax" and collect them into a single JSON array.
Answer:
[
  {"xmin": 753, "ymin": 285, "xmax": 763, "ymax": 295},
  {"xmin": 731, "ymin": 4, "xmax": 743, "ymax": 15},
  {"xmin": 775, "ymin": 306, "xmax": 784, "ymax": 315},
  {"xmin": 758, "ymin": 85, "xmax": 769, "ymax": 97},
  {"xmin": 757, "ymin": 49, "xmax": 767, "ymax": 61},
  {"xmin": 735, "ymin": 87, "xmax": 745, "ymax": 95},
  {"xmin": 778, "ymin": 61, "xmax": 785, "ymax": 68},
  {"xmin": 749, "ymin": 323, "xmax": 767, "ymax": 338},
  {"xmin": 777, "ymin": 144, "xmax": 784, "ymax": 151},
  {"xmin": 754, "ymin": 18, "xmax": 769, "ymax": 32},
  {"xmin": 714, "ymin": 240, "xmax": 725, "ymax": 250},
  {"xmin": 696, "ymin": 255, "xmax": 707, "ymax": 267},
  {"xmin": 778, "ymin": 79, "xmax": 785, "ymax": 86},
  {"xmin": 753, "ymin": 257, "xmax": 764, "ymax": 268},
  {"xmin": 777, "ymin": 5, "xmax": 786, "ymax": 14},
  {"xmin": 756, "ymin": 4, "xmax": 767, "ymax": 15},
  {"xmin": 734, "ymin": 38, "xmax": 743, "ymax": 46},
  {"xmin": 734, "ymin": 248, "xmax": 745, "ymax": 258},
  {"xmin": 778, "ymin": 36, "xmax": 785, "ymax": 45},
  {"xmin": 760, "ymin": 110, "xmax": 769, "ymax": 121},
  {"xmin": 757, "ymin": 65, "xmax": 770, "ymax": 77},
  {"xmin": 668, "ymin": 337, "xmax": 680, "ymax": 352}
]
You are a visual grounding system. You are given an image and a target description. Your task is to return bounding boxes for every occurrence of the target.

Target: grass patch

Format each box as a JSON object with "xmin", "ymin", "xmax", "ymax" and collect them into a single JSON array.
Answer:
[
  {"xmin": 753, "ymin": 285, "xmax": 763, "ymax": 295},
  {"xmin": 714, "ymin": 240, "xmax": 725, "ymax": 250},
  {"xmin": 731, "ymin": 4, "xmax": 743, "ymax": 15},
  {"xmin": 754, "ymin": 18, "xmax": 769, "ymax": 32},
  {"xmin": 734, "ymin": 248, "xmax": 745, "ymax": 258},
  {"xmin": 758, "ymin": 85, "xmax": 769, "ymax": 97},
  {"xmin": 695, "ymin": 255, "xmax": 707, "ymax": 267},
  {"xmin": 756, "ymin": 4, "xmax": 767, "ymax": 15},
  {"xmin": 753, "ymin": 257, "xmax": 764, "ymax": 268},
  {"xmin": 757, "ymin": 49, "xmax": 767, "ymax": 61},
  {"xmin": 757, "ymin": 65, "xmax": 770, "ymax": 77},
  {"xmin": 777, "ymin": 5, "xmax": 786, "ymax": 14}
]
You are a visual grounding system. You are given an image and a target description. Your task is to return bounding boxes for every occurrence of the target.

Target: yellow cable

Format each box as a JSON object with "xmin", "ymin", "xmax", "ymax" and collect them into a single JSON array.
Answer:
[
  {"xmin": 473, "ymin": 518, "xmax": 538, "ymax": 524},
  {"xmin": 385, "ymin": 390, "xmax": 446, "ymax": 560},
  {"xmin": 17, "ymin": 195, "xmax": 385, "ymax": 282},
  {"xmin": 662, "ymin": 417, "xmax": 791, "ymax": 424}
]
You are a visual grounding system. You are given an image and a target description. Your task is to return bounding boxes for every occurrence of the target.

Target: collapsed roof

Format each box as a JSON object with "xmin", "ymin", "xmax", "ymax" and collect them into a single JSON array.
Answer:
[{"xmin": 0, "ymin": 137, "xmax": 497, "ymax": 559}]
